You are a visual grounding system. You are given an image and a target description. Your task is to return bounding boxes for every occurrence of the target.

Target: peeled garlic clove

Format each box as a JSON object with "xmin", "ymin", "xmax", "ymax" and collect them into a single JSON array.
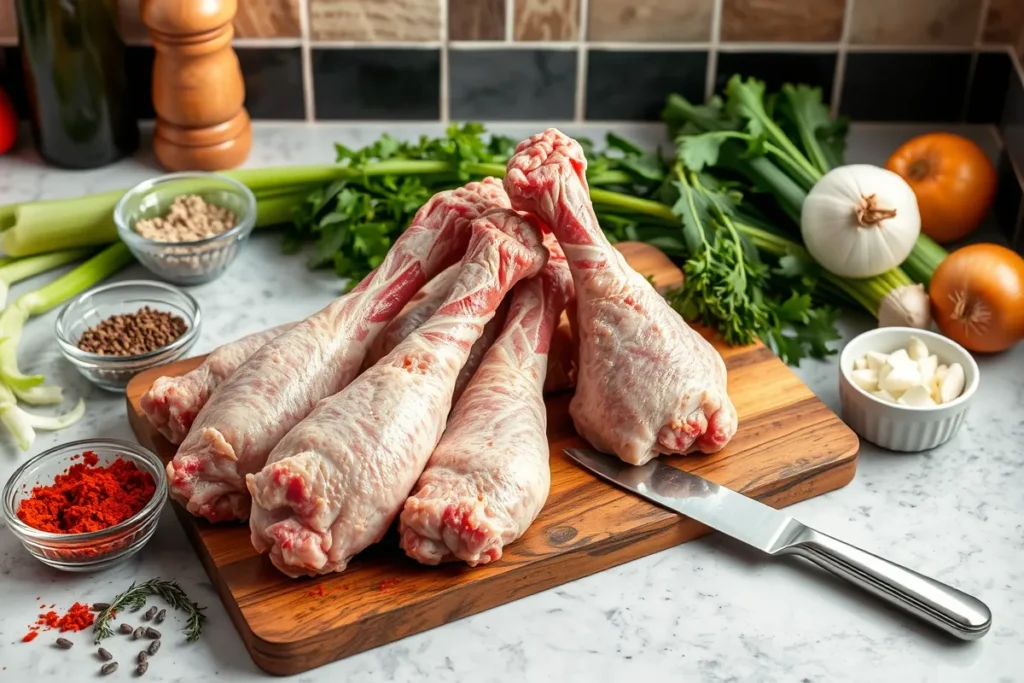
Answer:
[
  {"xmin": 935, "ymin": 364, "xmax": 949, "ymax": 380},
  {"xmin": 878, "ymin": 362, "xmax": 893, "ymax": 386},
  {"xmin": 898, "ymin": 384, "xmax": 936, "ymax": 407},
  {"xmin": 850, "ymin": 369, "xmax": 879, "ymax": 392},
  {"xmin": 887, "ymin": 348, "xmax": 913, "ymax": 368},
  {"xmin": 872, "ymin": 388, "xmax": 897, "ymax": 403},
  {"xmin": 929, "ymin": 375, "xmax": 944, "ymax": 403},
  {"xmin": 907, "ymin": 336, "xmax": 929, "ymax": 360},
  {"xmin": 918, "ymin": 354, "xmax": 938, "ymax": 384},
  {"xmin": 866, "ymin": 351, "xmax": 889, "ymax": 372},
  {"xmin": 854, "ymin": 357, "xmax": 867, "ymax": 370},
  {"xmin": 940, "ymin": 363, "xmax": 966, "ymax": 403},
  {"xmin": 880, "ymin": 363, "xmax": 921, "ymax": 393}
]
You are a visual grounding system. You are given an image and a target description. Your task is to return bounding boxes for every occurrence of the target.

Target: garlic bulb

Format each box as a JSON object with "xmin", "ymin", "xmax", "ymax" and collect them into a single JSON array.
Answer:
[
  {"xmin": 878, "ymin": 284, "xmax": 931, "ymax": 329},
  {"xmin": 801, "ymin": 164, "xmax": 921, "ymax": 278}
]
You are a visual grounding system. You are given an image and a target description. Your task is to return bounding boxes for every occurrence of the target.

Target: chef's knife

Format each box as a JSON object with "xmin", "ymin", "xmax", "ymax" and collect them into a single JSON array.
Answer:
[{"xmin": 564, "ymin": 447, "xmax": 992, "ymax": 640}]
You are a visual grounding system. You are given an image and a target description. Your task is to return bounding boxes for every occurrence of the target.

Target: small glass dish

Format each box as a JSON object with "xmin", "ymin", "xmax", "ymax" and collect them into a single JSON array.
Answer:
[
  {"xmin": 114, "ymin": 171, "xmax": 257, "ymax": 285},
  {"xmin": 2, "ymin": 439, "xmax": 167, "ymax": 572},
  {"xmin": 55, "ymin": 280, "xmax": 201, "ymax": 392}
]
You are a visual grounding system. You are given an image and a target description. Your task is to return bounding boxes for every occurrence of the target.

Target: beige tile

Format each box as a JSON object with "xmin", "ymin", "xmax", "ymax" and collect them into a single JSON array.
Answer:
[
  {"xmin": 588, "ymin": 0, "xmax": 712, "ymax": 42},
  {"xmin": 514, "ymin": 0, "xmax": 578, "ymax": 41},
  {"xmin": 235, "ymin": 0, "xmax": 301, "ymax": 38},
  {"xmin": 721, "ymin": 0, "xmax": 845, "ymax": 43},
  {"xmin": 449, "ymin": 0, "xmax": 505, "ymax": 40},
  {"xmin": 309, "ymin": 0, "xmax": 442, "ymax": 41},
  {"xmin": 983, "ymin": 0, "xmax": 1024, "ymax": 44},
  {"xmin": 849, "ymin": 0, "xmax": 983, "ymax": 46},
  {"xmin": 118, "ymin": 0, "xmax": 148, "ymax": 42},
  {"xmin": 0, "ymin": 0, "xmax": 16, "ymax": 40}
]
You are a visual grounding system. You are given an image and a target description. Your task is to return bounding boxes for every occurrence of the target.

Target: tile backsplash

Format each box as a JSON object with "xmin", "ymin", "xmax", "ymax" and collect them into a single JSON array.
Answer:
[{"xmin": 0, "ymin": 0, "xmax": 1022, "ymax": 126}]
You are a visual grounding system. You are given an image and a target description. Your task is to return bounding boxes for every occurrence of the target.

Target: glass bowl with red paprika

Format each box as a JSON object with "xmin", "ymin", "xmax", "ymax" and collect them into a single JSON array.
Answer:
[{"xmin": 2, "ymin": 438, "xmax": 167, "ymax": 572}]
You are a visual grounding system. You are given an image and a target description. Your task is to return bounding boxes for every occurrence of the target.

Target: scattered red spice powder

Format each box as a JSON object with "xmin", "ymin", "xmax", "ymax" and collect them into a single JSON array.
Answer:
[
  {"xmin": 378, "ymin": 578, "xmax": 400, "ymax": 591},
  {"xmin": 16, "ymin": 451, "xmax": 156, "ymax": 534},
  {"xmin": 307, "ymin": 585, "xmax": 328, "ymax": 598},
  {"xmin": 21, "ymin": 631, "xmax": 38, "ymax": 643},
  {"xmin": 22, "ymin": 602, "xmax": 95, "ymax": 642}
]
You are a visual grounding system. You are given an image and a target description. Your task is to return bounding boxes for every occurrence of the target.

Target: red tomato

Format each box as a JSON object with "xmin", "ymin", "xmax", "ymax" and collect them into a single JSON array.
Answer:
[{"xmin": 0, "ymin": 87, "xmax": 17, "ymax": 155}]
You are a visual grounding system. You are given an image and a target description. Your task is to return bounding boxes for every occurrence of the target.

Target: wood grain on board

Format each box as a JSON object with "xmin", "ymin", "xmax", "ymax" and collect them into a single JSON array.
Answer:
[{"xmin": 126, "ymin": 242, "xmax": 859, "ymax": 676}]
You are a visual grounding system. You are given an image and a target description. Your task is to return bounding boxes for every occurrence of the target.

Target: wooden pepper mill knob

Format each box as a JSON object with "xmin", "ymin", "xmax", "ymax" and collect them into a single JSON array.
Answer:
[{"xmin": 141, "ymin": 0, "xmax": 252, "ymax": 171}]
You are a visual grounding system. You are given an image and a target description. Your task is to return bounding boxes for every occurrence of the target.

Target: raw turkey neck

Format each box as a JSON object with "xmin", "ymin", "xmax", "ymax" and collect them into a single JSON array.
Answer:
[
  {"xmin": 246, "ymin": 207, "xmax": 549, "ymax": 577},
  {"xmin": 400, "ymin": 235, "xmax": 575, "ymax": 566},
  {"xmin": 166, "ymin": 179, "xmax": 511, "ymax": 523},
  {"xmin": 504, "ymin": 129, "xmax": 738, "ymax": 466}
]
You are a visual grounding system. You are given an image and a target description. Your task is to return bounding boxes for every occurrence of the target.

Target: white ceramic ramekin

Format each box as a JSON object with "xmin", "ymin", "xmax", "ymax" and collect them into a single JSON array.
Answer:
[{"xmin": 839, "ymin": 327, "xmax": 979, "ymax": 452}]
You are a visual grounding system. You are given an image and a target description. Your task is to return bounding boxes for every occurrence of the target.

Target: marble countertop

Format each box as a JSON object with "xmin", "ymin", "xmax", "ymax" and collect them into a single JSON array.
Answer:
[{"xmin": 0, "ymin": 123, "xmax": 1021, "ymax": 683}]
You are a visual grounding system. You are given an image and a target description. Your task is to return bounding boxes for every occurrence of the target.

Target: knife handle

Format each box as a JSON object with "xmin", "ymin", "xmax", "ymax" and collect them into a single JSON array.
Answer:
[{"xmin": 779, "ymin": 526, "xmax": 991, "ymax": 640}]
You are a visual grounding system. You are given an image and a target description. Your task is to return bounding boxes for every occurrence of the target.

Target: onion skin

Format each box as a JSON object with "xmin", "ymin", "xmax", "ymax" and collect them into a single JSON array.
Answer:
[{"xmin": 930, "ymin": 244, "xmax": 1024, "ymax": 353}]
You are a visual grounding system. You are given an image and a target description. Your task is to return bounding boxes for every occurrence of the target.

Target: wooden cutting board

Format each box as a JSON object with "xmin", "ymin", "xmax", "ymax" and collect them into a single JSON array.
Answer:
[{"xmin": 126, "ymin": 242, "xmax": 859, "ymax": 676}]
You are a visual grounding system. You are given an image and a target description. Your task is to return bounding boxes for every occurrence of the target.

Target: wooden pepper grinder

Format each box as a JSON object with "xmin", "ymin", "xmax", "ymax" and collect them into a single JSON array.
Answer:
[{"xmin": 141, "ymin": 0, "xmax": 252, "ymax": 171}]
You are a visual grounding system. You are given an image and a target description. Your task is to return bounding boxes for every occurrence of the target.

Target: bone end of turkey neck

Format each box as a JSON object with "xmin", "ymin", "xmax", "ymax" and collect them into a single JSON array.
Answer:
[
  {"xmin": 400, "ymin": 236, "xmax": 574, "ymax": 566},
  {"xmin": 504, "ymin": 128, "xmax": 738, "ymax": 465},
  {"xmin": 167, "ymin": 178, "xmax": 513, "ymax": 522},
  {"xmin": 247, "ymin": 208, "xmax": 549, "ymax": 577}
]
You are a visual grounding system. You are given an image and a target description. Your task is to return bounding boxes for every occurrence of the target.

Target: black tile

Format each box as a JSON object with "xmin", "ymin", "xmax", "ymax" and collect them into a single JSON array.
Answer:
[
  {"xmin": 715, "ymin": 51, "xmax": 837, "ymax": 102},
  {"xmin": 313, "ymin": 48, "xmax": 440, "ymax": 120},
  {"xmin": 237, "ymin": 48, "xmax": 305, "ymax": 120},
  {"xmin": 449, "ymin": 49, "xmax": 576, "ymax": 121},
  {"xmin": 840, "ymin": 52, "xmax": 971, "ymax": 122},
  {"xmin": 967, "ymin": 51, "xmax": 1013, "ymax": 124},
  {"xmin": 995, "ymin": 150, "xmax": 1024, "ymax": 254},
  {"xmin": 125, "ymin": 46, "xmax": 156, "ymax": 120},
  {"xmin": 585, "ymin": 50, "xmax": 707, "ymax": 121},
  {"xmin": 0, "ymin": 47, "xmax": 29, "ymax": 119},
  {"xmin": 1000, "ymin": 68, "xmax": 1024, "ymax": 171}
]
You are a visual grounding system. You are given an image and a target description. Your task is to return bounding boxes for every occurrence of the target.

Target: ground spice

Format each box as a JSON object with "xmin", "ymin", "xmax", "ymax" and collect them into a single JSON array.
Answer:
[
  {"xmin": 21, "ymin": 631, "xmax": 38, "ymax": 643},
  {"xmin": 16, "ymin": 451, "xmax": 155, "ymax": 534},
  {"xmin": 76, "ymin": 306, "xmax": 188, "ymax": 357},
  {"xmin": 22, "ymin": 602, "xmax": 96, "ymax": 643},
  {"xmin": 134, "ymin": 194, "xmax": 237, "ymax": 243}
]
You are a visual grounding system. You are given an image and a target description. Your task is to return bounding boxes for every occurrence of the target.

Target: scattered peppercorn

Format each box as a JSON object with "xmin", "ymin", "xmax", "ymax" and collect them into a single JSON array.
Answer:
[
  {"xmin": 132, "ymin": 627, "xmax": 144, "ymax": 640},
  {"xmin": 137, "ymin": 651, "xmax": 148, "ymax": 664},
  {"xmin": 97, "ymin": 648, "xmax": 113, "ymax": 661},
  {"xmin": 146, "ymin": 640, "xmax": 160, "ymax": 656},
  {"xmin": 144, "ymin": 628, "xmax": 160, "ymax": 640},
  {"xmin": 55, "ymin": 638, "xmax": 73, "ymax": 649},
  {"xmin": 91, "ymin": 603, "xmax": 111, "ymax": 612},
  {"xmin": 142, "ymin": 607, "xmax": 157, "ymax": 622},
  {"xmin": 137, "ymin": 660, "xmax": 149, "ymax": 676},
  {"xmin": 100, "ymin": 662, "xmax": 118, "ymax": 676},
  {"xmin": 119, "ymin": 623, "xmax": 134, "ymax": 635},
  {"xmin": 134, "ymin": 194, "xmax": 238, "ymax": 243},
  {"xmin": 154, "ymin": 609, "xmax": 166, "ymax": 624},
  {"xmin": 76, "ymin": 306, "xmax": 189, "ymax": 357}
]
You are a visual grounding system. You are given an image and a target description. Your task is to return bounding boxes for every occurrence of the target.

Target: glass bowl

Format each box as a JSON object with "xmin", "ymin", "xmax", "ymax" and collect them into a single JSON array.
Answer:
[
  {"xmin": 55, "ymin": 280, "xmax": 201, "ymax": 392},
  {"xmin": 2, "ymin": 439, "xmax": 167, "ymax": 572},
  {"xmin": 114, "ymin": 171, "xmax": 257, "ymax": 285}
]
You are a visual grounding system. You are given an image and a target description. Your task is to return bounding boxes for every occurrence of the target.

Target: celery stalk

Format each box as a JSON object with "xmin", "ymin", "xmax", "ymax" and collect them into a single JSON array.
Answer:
[
  {"xmin": 0, "ymin": 383, "xmax": 86, "ymax": 450},
  {"xmin": 0, "ymin": 243, "xmax": 133, "ymax": 394},
  {"xmin": 0, "ymin": 249, "xmax": 94, "ymax": 309}
]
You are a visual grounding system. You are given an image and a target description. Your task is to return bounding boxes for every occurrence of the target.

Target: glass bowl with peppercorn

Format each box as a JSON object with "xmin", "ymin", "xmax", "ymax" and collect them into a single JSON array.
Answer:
[
  {"xmin": 114, "ymin": 171, "xmax": 257, "ymax": 285},
  {"xmin": 2, "ymin": 438, "xmax": 167, "ymax": 572},
  {"xmin": 55, "ymin": 280, "xmax": 201, "ymax": 392}
]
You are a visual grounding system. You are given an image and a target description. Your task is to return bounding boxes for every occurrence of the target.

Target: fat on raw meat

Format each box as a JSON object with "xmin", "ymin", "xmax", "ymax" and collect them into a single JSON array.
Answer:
[
  {"xmin": 166, "ymin": 179, "xmax": 510, "ymax": 523},
  {"xmin": 504, "ymin": 129, "xmax": 738, "ymax": 465},
  {"xmin": 246, "ymin": 207, "xmax": 549, "ymax": 577}
]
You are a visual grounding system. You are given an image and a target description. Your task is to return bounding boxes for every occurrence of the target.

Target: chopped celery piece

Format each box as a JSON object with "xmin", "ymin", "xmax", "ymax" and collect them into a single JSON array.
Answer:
[
  {"xmin": 0, "ymin": 383, "xmax": 85, "ymax": 451},
  {"xmin": 0, "ymin": 243, "xmax": 133, "ymax": 391},
  {"xmin": 0, "ymin": 249, "xmax": 93, "ymax": 310}
]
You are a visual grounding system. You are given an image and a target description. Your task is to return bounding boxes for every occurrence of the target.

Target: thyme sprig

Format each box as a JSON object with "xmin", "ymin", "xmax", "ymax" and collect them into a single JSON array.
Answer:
[{"xmin": 93, "ymin": 579, "xmax": 207, "ymax": 644}]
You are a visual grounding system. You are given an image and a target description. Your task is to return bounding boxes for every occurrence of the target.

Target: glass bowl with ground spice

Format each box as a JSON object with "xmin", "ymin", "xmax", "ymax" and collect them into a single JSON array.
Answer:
[
  {"xmin": 114, "ymin": 171, "xmax": 257, "ymax": 285},
  {"xmin": 2, "ymin": 439, "xmax": 167, "ymax": 572},
  {"xmin": 56, "ymin": 280, "xmax": 201, "ymax": 392}
]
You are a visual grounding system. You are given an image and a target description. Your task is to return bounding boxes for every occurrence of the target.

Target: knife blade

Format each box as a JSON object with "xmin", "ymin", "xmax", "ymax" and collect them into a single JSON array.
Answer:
[{"xmin": 565, "ymin": 447, "xmax": 992, "ymax": 641}]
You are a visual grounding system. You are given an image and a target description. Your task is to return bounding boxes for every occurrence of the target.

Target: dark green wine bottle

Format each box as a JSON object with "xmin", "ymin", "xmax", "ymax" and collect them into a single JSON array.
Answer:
[{"xmin": 15, "ymin": 0, "xmax": 139, "ymax": 169}]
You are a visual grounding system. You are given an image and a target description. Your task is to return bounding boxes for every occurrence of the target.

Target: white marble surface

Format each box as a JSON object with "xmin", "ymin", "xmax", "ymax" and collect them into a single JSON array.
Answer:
[{"xmin": 0, "ymin": 123, "xmax": 1021, "ymax": 683}]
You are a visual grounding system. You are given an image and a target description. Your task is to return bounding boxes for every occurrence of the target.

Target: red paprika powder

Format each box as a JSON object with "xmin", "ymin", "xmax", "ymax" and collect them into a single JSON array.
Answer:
[
  {"xmin": 16, "ymin": 451, "xmax": 155, "ymax": 534},
  {"xmin": 21, "ymin": 602, "xmax": 95, "ymax": 643}
]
